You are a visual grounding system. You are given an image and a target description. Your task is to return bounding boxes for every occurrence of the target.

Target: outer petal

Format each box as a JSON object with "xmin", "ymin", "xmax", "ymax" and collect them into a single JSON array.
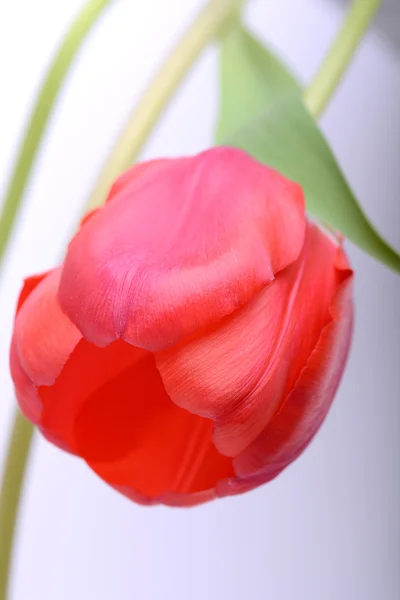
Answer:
[
  {"xmin": 10, "ymin": 272, "xmax": 50, "ymax": 423},
  {"xmin": 16, "ymin": 272, "xmax": 50, "ymax": 312},
  {"xmin": 11, "ymin": 269, "xmax": 81, "ymax": 428},
  {"xmin": 39, "ymin": 339, "xmax": 144, "ymax": 453},
  {"xmin": 105, "ymin": 158, "xmax": 166, "ymax": 203},
  {"xmin": 234, "ymin": 250, "xmax": 353, "ymax": 480},
  {"xmin": 72, "ymin": 352, "xmax": 234, "ymax": 500},
  {"xmin": 156, "ymin": 224, "xmax": 353, "ymax": 458},
  {"xmin": 59, "ymin": 147, "xmax": 305, "ymax": 351},
  {"xmin": 13, "ymin": 269, "xmax": 82, "ymax": 387},
  {"xmin": 10, "ymin": 336, "xmax": 42, "ymax": 424}
]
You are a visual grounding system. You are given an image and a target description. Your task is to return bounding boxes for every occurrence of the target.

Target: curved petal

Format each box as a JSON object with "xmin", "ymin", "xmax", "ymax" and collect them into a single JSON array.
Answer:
[
  {"xmin": 16, "ymin": 271, "xmax": 50, "ymax": 312},
  {"xmin": 111, "ymin": 483, "xmax": 224, "ymax": 508},
  {"xmin": 105, "ymin": 158, "xmax": 166, "ymax": 203},
  {"xmin": 39, "ymin": 339, "xmax": 143, "ymax": 452},
  {"xmin": 156, "ymin": 224, "xmax": 353, "ymax": 458},
  {"xmin": 234, "ymin": 252, "xmax": 353, "ymax": 480},
  {"xmin": 73, "ymin": 350, "xmax": 234, "ymax": 500},
  {"xmin": 11, "ymin": 269, "xmax": 81, "ymax": 426},
  {"xmin": 59, "ymin": 147, "xmax": 305, "ymax": 351},
  {"xmin": 11, "ymin": 272, "xmax": 50, "ymax": 422},
  {"xmin": 10, "ymin": 336, "xmax": 42, "ymax": 424},
  {"xmin": 13, "ymin": 269, "xmax": 82, "ymax": 387}
]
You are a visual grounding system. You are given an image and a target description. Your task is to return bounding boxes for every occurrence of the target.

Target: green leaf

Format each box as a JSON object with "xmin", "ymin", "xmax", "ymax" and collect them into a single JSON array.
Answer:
[{"xmin": 216, "ymin": 24, "xmax": 400, "ymax": 273}]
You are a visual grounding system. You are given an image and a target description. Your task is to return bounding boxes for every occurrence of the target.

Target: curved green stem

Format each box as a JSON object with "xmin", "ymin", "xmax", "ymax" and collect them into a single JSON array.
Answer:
[
  {"xmin": 0, "ymin": 0, "xmax": 113, "ymax": 270},
  {"xmin": 86, "ymin": 0, "xmax": 245, "ymax": 211},
  {"xmin": 304, "ymin": 0, "xmax": 382, "ymax": 117},
  {"xmin": 0, "ymin": 412, "xmax": 34, "ymax": 600}
]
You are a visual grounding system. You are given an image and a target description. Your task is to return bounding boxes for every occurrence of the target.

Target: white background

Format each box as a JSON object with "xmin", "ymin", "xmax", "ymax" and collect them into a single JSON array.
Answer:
[{"xmin": 0, "ymin": 1, "xmax": 399, "ymax": 599}]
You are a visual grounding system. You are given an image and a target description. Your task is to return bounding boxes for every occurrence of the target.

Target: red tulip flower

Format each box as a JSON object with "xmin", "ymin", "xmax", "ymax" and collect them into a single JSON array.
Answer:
[{"xmin": 11, "ymin": 147, "xmax": 353, "ymax": 507}]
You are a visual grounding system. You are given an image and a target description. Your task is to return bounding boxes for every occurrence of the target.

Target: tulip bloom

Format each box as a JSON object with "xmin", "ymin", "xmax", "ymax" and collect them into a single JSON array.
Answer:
[{"xmin": 11, "ymin": 147, "xmax": 353, "ymax": 506}]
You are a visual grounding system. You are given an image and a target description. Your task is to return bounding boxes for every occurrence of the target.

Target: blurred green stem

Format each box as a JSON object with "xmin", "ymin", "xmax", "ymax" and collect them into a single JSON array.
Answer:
[
  {"xmin": 0, "ymin": 413, "xmax": 34, "ymax": 600},
  {"xmin": 85, "ymin": 0, "xmax": 246, "ymax": 210},
  {"xmin": 0, "ymin": 0, "xmax": 113, "ymax": 271},
  {"xmin": 304, "ymin": 0, "xmax": 382, "ymax": 117}
]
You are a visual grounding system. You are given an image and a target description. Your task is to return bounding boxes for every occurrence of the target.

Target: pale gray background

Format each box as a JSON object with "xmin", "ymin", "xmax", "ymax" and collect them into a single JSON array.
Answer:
[{"xmin": 0, "ymin": 1, "xmax": 399, "ymax": 599}]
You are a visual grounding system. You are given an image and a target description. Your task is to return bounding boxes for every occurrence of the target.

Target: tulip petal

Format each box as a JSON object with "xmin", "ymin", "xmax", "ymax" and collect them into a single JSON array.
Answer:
[
  {"xmin": 11, "ymin": 273, "xmax": 50, "ymax": 423},
  {"xmin": 13, "ymin": 269, "xmax": 82, "ymax": 388},
  {"xmin": 10, "ymin": 336, "xmax": 42, "ymax": 424},
  {"xmin": 234, "ymin": 253, "xmax": 353, "ymax": 480},
  {"xmin": 156, "ymin": 224, "xmax": 352, "ymax": 458},
  {"xmin": 11, "ymin": 269, "xmax": 81, "ymax": 426},
  {"xmin": 16, "ymin": 271, "xmax": 50, "ymax": 312},
  {"xmin": 59, "ymin": 147, "xmax": 305, "ymax": 351},
  {"xmin": 39, "ymin": 339, "xmax": 143, "ymax": 452},
  {"xmin": 72, "ymin": 351, "xmax": 234, "ymax": 499},
  {"xmin": 105, "ymin": 157, "xmax": 166, "ymax": 203}
]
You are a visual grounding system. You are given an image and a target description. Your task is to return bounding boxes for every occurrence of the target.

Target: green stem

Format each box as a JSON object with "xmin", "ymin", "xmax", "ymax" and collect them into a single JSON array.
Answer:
[
  {"xmin": 86, "ymin": 0, "xmax": 245, "ymax": 211},
  {"xmin": 0, "ymin": 412, "xmax": 34, "ymax": 600},
  {"xmin": 0, "ymin": 0, "xmax": 113, "ymax": 271},
  {"xmin": 304, "ymin": 0, "xmax": 382, "ymax": 117}
]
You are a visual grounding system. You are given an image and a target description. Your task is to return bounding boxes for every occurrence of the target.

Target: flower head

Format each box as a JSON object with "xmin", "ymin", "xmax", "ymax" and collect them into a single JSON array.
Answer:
[{"xmin": 11, "ymin": 147, "xmax": 353, "ymax": 506}]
